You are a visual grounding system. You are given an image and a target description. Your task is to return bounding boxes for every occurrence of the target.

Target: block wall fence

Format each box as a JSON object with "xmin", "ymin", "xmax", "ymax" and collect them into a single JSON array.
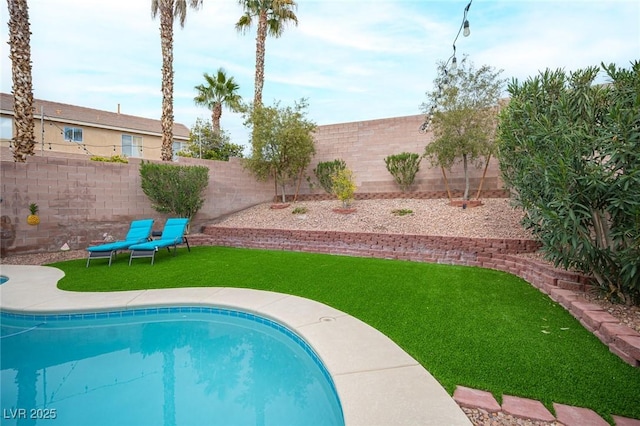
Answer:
[{"xmin": 1, "ymin": 114, "xmax": 505, "ymax": 255}]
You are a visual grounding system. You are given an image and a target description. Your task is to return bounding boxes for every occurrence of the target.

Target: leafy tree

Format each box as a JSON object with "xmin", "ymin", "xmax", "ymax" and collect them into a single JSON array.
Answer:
[
  {"xmin": 193, "ymin": 68, "xmax": 242, "ymax": 134},
  {"xmin": 235, "ymin": 0, "xmax": 298, "ymax": 107},
  {"xmin": 498, "ymin": 62, "xmax": 640, "ymax": 303},
  {"xmin": 422, "ymin": 59, "xmax": 505, "ymax": 200},
  {"xmin": 242, "ymin": 99, "xmax": 316, "ymax": 202},
  {"xmin": 151, "ymin": 0, "xmax": 203, "ymax": 161},
  {"xmin": 384, "ymin": 152, "xmax": 421, "ymax": 192},
  {"xmin": 139, "ymin": 161, "xmax": 209, "ymax": 221},
  {"xmin": 7, "ymin": 0, "xmax": 35, "ymax": 162},
  {"xmin": 313, "ymin": 159, "xmax": 346, "ymax": 194},
  {"xmin": 178, "ymin": 118, "xmax": 245, "ymax": 160}
]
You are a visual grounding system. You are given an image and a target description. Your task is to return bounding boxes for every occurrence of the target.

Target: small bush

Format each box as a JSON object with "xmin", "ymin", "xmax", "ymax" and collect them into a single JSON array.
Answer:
[
  {"xmin": 331, "ymin": 167, "xmax": 356, "ymax": 208},
  {"xmin": 314, "ymin": 159, "xmax": 346, "ymax": 194},
  {"xmin": 139, "ymin": 161, "xmax": 209, "ymax": 221},
  {"xmin": 392, "ymin": 209, "xmax": 413, "ymax": 216},
  {"xmin": 292, "ymin": 206, "xmax": 308, "ymax": 214},
  {"xmin": 384, "ymin": 152, "xmax": 421, "ymax": 192},
  {"xmin": 90, "ymin": 154, "xmax": 128, "ymax": 163}
]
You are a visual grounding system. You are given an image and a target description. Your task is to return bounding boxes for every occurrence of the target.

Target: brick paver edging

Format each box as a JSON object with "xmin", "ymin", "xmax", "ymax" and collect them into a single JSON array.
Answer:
[
  {"xmin": 191, "ymin": 227, "xmax": 640, "ymax": 367},
  {"xmin": 453, "ymin": 386, "xmax": 640, "ymax": 425}
]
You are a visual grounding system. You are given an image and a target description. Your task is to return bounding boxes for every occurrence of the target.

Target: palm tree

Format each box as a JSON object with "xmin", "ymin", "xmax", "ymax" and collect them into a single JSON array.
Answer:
[
  {"xmin": 151, "ymin": 0, "xmax": 203, "ymax": 161},
  {"xmin": 235, "ymin": 0, "xmax": 298, "ymax": 108},
  {"xmin": 193, "ymin": 68, "xmax": 242, "ymax": 134},
  {"xmin": 7, "ymin": 0, "xmax": 35, "ymax": 162}
]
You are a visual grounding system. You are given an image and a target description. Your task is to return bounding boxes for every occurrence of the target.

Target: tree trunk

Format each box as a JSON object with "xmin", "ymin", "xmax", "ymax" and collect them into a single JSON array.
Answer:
[
  {"xmin": 463, "ymin": 153, "xmax": 470, "ymax": 200},
  {"xmin": 440, "ymin": 166, "xmax": 452, "ymax": 201},
  {"xmin": 7, "ymin": 0, "xmax": 35, "ymax": 162},
  {"xmin": 159, "ymin": 1, "xmax": 175, "ymax": 161},
  {"xmin": 212, "ymin": 102, "xmax": 222, "ymax": 134},
  {"xmin": 475, "ymin": 153, "xmax": 492, "ymax": 200},
  {"xmin": 254, "ymin": 10, "xmax": 268, "ymax": 108}
]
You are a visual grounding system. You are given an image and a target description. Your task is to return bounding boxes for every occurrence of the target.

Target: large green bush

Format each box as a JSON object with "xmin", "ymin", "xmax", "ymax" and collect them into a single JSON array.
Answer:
[
  {"xmin": 498, "ymin": 61, "xmax": 640, "ymax": 303},
  {"xmin": 384, "ymin": 152, "xmax": 421, "ymax": 192},
  {"xmin": 313, "ymin": 159, "xmax": 346, "ymax": 194},
  {"xmin": 139, "ymin": 161, "xmax": 209, "ymax": 222}
]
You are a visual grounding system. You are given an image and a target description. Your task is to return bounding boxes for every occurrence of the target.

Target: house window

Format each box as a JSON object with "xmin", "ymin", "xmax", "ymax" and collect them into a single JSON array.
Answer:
[
  {"xmin": 63, "ymin": 127, "xmax": 83, "ymax": 142},
  {"xmin": 172, "ymin": 141, "xmax": 186, "ymax": 161},
  {"xmin": 0, "ymin": 117, "xmax": 12, "ymax": 140},
  {"xmin": 122, "ymin": 134, "xmax": 143, "ymax": 157}
]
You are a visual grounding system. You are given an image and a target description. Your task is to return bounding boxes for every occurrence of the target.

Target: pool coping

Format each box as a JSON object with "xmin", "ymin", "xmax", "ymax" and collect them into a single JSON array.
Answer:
[{"xmin": 0, "ymin": 264, "xmax": 471, "ymax": 426}]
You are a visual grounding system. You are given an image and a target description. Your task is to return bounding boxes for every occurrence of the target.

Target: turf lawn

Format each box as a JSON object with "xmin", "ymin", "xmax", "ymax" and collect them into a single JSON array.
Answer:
[{"xmin": 52, "ymin": 246, "xmax": 640, "ymax": 422}]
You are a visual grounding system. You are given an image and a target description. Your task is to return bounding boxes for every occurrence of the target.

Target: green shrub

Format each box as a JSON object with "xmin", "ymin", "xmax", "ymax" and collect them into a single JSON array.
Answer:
[
  {"xmin": 331, "ymin": 167, "xmax": 356, "ymax": 208},
  {"xmin": 392, "ymin": 208, "xmax": 414, "ymax": 216},
  {"xmin": 292, "ymin": 206, "xmax": 308, "ymax": 214},
  {"xmin": 90, "ymin": 154, "xmax": 128, "ymax": 163},
  {"xmin": 139, "ymin": 161, "xmax": 209, "ymax": 221},
  {"xmin": 498, "ymin": 62, "xmax": 640, "ymax": 303},
  {"xmin": 384, "ymin": 152, "xmax": 421, "ymax": 192},
  {"xmin": 313, "ymin": 159, "xmax": 346, "ymax": 194}
]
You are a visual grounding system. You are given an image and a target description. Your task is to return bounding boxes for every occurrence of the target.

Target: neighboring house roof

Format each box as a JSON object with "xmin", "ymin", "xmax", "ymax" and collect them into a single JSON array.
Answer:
[{"xmin": 0, "ymin": 92, "xmax": 190, "ymax": 140}]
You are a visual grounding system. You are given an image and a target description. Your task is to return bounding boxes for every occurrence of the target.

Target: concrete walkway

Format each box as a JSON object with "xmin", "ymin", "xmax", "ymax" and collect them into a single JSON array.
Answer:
[{"xmin": 0, "ymin": 264, "xmax": 471, "ymax": 426}]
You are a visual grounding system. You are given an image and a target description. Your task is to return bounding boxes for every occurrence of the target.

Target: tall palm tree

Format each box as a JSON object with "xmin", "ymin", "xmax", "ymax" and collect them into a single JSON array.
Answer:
[
  {"xmin": 7, "ymin": 0, "xmax": 35, "ymax": 162},
  {"xmin": 193, "ymin": 68, "xmax": 242, "ymax": 134},
  {"xmin": 235, "ymin": 0, "xmax": 298, "ymax": 108},
  {"xmin": 151, "ymin": 0, "xmax": 203, "ymax": 161}
]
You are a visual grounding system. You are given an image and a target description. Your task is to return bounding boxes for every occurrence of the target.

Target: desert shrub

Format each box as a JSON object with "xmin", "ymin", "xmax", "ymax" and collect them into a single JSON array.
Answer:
[
  {"xmin": 314, "ymin": 159, "xmax": 346, "ymax": 194},
  {"xmin": 392, "ymin": 208, "xmax": 414, "ymax": 216},
  {"xmin": 498, "ymin": 62, "xmax": 640, "ymax": 303},
  {"xmin": 331, "ymin": 167, "xmax": 356, "ymax": 208},
  {"xmin": 292, "ymin": 206, "xmax": 308, "ymax": 214},
  {"xmin": 90, "ymin": 154, "xmax": 128, "ymax": 163},
  {"xmin": 139, "ymin": 161, "xmax": 209, "ymax": 221},
  {"xmin": 384, "ymin": 152, "xmax": 421, "ymax": 192}
]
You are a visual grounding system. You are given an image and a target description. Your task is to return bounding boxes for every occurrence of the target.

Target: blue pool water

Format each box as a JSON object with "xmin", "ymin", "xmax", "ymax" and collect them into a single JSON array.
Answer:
[{"xmin": 0, "ymin": 307, "xmax": 344, "ymax": 426}]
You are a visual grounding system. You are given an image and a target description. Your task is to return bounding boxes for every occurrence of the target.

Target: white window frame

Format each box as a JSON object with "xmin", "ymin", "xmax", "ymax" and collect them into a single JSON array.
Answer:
[
  {"xmin": 122, "ymin": 134, "xmax": 143, "ymax": 158},
  {"xmin": 63, "ymin": 126, "xmax": 83, "ymax": 142},
  {"xmin": 0, "ymin": 116, "xmax": 13, "ymax": 140}
]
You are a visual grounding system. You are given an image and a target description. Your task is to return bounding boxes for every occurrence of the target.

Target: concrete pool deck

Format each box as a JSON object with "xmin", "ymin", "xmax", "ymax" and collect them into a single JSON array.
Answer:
[{"xmin": 0, "ymin": 264, "xmax": 471, "ymax": 426}]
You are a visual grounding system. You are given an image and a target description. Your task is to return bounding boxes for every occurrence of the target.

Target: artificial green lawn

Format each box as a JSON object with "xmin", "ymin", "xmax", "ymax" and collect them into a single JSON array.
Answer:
[{"xmin": 52, "ymin": 246, "xmax": 640, "ymax": 422}]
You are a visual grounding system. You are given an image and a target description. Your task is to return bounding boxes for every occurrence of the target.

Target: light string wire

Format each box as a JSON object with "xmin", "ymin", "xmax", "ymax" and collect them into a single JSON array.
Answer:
[
  {"xmin": 421, "ymin": 0, "xmax": 473, "ymax": 133},
  {"xmin": 4, "ymin": 111, "xmax": 182, "ymax": 155}
]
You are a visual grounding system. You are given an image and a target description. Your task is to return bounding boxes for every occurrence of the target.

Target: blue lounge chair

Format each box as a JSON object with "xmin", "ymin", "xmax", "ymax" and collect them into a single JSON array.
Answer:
[
  {"xmin": 128, "ymin": 218, "xmax": 190, "ymax": 265},
  {"xmin": 86, "ymin": 219, "xmax": 154, "ymax": 267}
]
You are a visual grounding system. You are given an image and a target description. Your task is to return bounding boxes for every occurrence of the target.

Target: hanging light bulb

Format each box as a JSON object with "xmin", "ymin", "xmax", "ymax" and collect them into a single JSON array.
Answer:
[
  {"xmin": 451, "ymin": 56, "xmax": 458, "ymax": 70},
  {"xmin": 463, "ymin": 20, "xmax": 470, "ymax": 37}
]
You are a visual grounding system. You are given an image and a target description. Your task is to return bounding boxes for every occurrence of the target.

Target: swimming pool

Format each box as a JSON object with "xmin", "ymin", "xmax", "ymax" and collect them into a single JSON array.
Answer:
[{"xmin": 0, "ymin": 307, "xmax": 344, "ymax": 426}]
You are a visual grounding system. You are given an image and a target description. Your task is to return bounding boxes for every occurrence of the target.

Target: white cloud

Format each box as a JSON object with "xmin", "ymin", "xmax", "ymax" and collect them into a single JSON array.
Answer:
[{"xmin": 2, "ymin": 0, "xmax": 639, "ymax": 149}]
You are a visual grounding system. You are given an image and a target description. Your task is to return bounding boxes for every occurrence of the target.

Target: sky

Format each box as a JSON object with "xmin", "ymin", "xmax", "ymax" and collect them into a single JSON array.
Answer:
[{"xmin": 1, "ymin": 0, "xmax": 639, "ymax": 151}]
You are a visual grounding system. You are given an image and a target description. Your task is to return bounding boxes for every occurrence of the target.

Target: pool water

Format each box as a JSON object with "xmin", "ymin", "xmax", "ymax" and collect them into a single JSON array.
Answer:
[{"xmin": 0, "ymin": 308, "xmax": 344, "ymax": 426}]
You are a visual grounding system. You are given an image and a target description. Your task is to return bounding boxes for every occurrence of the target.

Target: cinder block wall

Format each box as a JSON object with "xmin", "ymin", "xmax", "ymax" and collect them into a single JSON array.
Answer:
[
  {"xmin": 299, "ymin": 114, "xmax": 503, "ymax": 195},
  {"xmin": 0, "ymin": 148, "xmax": 272, "ymax": 254},
  {"xmin": 0, "ymin": 114, "xmax": 506, "ymax": 255}
]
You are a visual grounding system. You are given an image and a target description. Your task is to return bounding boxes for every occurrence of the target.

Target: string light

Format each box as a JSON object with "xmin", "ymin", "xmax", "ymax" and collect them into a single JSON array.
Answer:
[{"xmin": 421, "ymin": 0, "xmax": 473, "ymax": 133}]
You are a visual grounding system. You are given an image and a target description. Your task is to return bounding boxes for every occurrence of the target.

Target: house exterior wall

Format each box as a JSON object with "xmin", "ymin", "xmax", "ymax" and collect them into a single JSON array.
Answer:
[
  {"xmin": 0, "ymin": 117, "xmax": 168, "ymax": 160},
  {"xmin": 0, "ymin": 93, "xmax": 189, "ymax": 161}
]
